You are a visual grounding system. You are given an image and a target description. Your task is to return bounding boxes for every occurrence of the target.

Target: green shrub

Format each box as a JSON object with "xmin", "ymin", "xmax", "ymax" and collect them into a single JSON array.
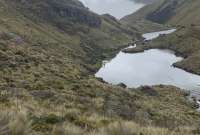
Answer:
[{"xmin": 31, "ymin": 114, "xmax": 64, "ymax": 131}]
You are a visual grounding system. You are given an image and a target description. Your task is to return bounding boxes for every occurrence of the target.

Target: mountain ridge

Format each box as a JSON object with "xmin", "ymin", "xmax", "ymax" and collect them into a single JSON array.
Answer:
[{"xmin": 122, "ymin": 0, "xmax": 200, "ymax": 26}]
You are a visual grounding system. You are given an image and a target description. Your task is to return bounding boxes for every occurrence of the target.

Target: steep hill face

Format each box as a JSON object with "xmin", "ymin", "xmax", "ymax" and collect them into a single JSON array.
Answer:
[
  {"xmin": 123, "ymin": 0, "xmax": 200, "ymax": 26},
  {"xmin": 146, "ymin": 0, "xmax": 200, "ymax": 25},
  {"xmin": 0, "ymin": 0, "xmax": 200, "ymax": 135},
  {"xmin": 7, "ymin": 0, "xmax": 101, "ymax": 27},
  {"xmin": 121, "ymin": 0, "xmax": 167, "ymax": 32},
  {"xmin": 3, "ymin": 0, "xmax": 140, "ymax": 68}
]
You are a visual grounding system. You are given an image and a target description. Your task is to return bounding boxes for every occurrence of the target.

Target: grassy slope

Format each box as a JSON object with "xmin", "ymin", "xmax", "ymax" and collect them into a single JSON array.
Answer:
[
  {"xmin": 162, "ymin": 0, "xmax": 200, "ymax": 26},
  {"xmin": 0, "ymin": 0, "xmax": 200, "ymax": 134},
  {"xmin": 122, "ymin": 0, "xmax": 166, "ymax": 22},
  {"xmin": 124, "ymin": 26, "xmax": 200, "ymax": 75},
  {"xmin": 123, "ymin": 0, "xmax": 200, "ymax": 26},
  {"xmin": 123, "ymin": 0, "xmax": 200, "ymax": 75},
  {"xmin": 122, "ymin": 0, "xmax": 200, "ymax": 32},
  {"xmin": 121, "ymin": 0, "xmax": 168, "ymax": 33}
]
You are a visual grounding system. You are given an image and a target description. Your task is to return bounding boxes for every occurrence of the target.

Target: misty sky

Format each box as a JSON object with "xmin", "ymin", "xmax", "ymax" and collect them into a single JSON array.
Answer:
[{"xmin": 80, "ymin": 0, "xmax": 145, "ymax": 19}]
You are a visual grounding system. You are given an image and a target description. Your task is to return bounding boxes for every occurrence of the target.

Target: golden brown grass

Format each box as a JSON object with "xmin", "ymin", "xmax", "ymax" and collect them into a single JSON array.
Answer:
[
  {"xmin": 0, "ymin": 105, "xmax": 199, "ymax": 135},
  {"xmin": 0, "ymin": 1, "xmax": 200, "ymax": 135},
  {"xmin": 0, "ymin": 110, "xmax": 31, "ymax": 135},
  {"xmin": 50, "ymin": 121, "xmax": 198, "ymax": 135}
]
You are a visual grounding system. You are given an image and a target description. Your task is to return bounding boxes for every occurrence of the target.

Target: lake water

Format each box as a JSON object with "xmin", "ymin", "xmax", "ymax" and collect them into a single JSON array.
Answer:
[
  {"xmin": 142, "ymin": 29, "xmax": 177, "ymax": 41},
  {"xmin": 83, "ymin": 0, "xmax": 200, "ymax": 108},
  {"xmin": 96, "ymin": 49, "xmax": 200, "ymax": 90},
  {"xmin": 79, "ymin": 0, "xmax": 145, "ymax": 19},
  {"xmin": 96, "ymin": 30, "xmax": 200, "ymax": 92}
]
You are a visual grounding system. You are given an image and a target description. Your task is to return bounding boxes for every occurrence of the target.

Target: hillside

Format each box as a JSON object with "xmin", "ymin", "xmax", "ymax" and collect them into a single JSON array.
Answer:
[
  {"xmin": 122, "ymin": 0, "xmax": 200, "ymax": 76},
  {"xmin": 145, "ymin": 0, "xmax": 200, "ymax": 26},
  {"xmin": 0, "ymin": 0, "xmax": 200, "ymax": 135},
  {"xmin": 121, "ymin": 0, "xmax": 167, "ymax": 32},
  {"xmin": 122, "ymin": 0, "xmax": 200, "ymax": 26}
]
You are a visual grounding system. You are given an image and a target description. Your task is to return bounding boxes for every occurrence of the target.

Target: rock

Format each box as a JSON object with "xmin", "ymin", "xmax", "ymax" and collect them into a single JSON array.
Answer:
[
  {"xmin": 96, "ymin": 77, "xmax": 106, "ymax": 83},
  {"xmin": 54, "ymin": 5, "xmax": 102, "ymax": 27},
  {"xmin": 30, "ymin": 90, "xmax": 55, "ymax": 99},
  {"xmin": 117, "ymin": 83, "xmax": 127, "ymax": 88},
  {"xmin": 0, "ymin": 32, "xmax": 23, "ymax": 44},
  {"xmin": 139, "ymin": 86, "xmax": 159, "ymax": 96},
  {"xmin": 102, "ymin": 14, "xmax": 118, "ymax": 24}
]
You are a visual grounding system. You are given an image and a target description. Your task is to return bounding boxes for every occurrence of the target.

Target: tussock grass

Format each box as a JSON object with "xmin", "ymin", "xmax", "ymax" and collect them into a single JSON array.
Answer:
[
  {"xmin": 94, "ymin": 121, "xmax": 197, "ymax": 135},
  {"xmin": 0, "ymin": 110, "xmax": 31, "ymax": 135},
  {"xmin": 50, "ymin": 121, "xmax": 198, "ymax": 135},
  {"xmin": 0, "ymin": 0, "xmax": 200, "ymax": 135},
  {"xmin": 51, "ymin": 123, "xmax": 85, "ymax": 135}
]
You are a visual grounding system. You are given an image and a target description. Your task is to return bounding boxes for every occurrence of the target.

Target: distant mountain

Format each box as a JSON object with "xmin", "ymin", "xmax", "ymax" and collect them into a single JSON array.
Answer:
[
  {"xmin": 146, "ymin": 0, "xmax": 200, "ymax": 25},
  {"xmin": 123, "ymin": 0, "xmax": 200, "ymax": 26}
]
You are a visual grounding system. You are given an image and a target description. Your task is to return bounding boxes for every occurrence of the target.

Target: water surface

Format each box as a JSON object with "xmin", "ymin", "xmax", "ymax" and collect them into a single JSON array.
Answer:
[
  {"xmin": 96, "ymin": 49, "xmax": 200, "ymax": 90},
  {"xmin": 142, "ymin": 29, "xmax": 176, "ymax": 41},
  {"xmin": 96, "ymin": 29, "xmax": 200, "ymax": 91},
  {"xmin": 80, "ymin": 0, "xmax": 145, "ymax": 19}
]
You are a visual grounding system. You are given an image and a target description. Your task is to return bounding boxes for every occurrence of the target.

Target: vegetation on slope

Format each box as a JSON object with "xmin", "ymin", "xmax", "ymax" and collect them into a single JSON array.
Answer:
[
  {"xmin": 0, "ymin": 0, "xmax": 200, "ymax": 134},
  {"xmin": 123, "ymin": 0, "xmax": 200, "ymax": 75},
  {"xmin": 144, "ymin": 0, "xmax": 200, "ymax": 26},
  {"xmin": 122, "ymin": 0, "xmax": 200, "ymax": 32},
  {"xmin": 125, "ymin": 26, "xmax": 200, "ymax": 75},
  {"xmin": 123, "ymin": 0, "xmax": 200, "ymax": 26},
  {"xmin": 121, "ymin": 0, "xmax": 168, "ymax": 33}
]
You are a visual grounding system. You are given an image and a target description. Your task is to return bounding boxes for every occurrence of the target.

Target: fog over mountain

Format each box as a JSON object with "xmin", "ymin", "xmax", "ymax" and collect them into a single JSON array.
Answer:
[
  {"xmin": 80, "ymin": 0, "xmax": 145, "ymax": 19},
  {"xmin": 134, "ymin": 0, "xmax": 159, "ymax": 4}
]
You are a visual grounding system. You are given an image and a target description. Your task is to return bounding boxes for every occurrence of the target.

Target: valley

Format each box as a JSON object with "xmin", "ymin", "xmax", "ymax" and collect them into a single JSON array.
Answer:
[
  {"xmin": 96, "ymin": 30, "xmax": 200, "ymax": 91},
  {"xmin": 79, "ymin": 0, "xmax": 145, "ymax": 19},
  {"xmin": 0, "ymin": 0, "xmax": 200, "ymax": 135}
]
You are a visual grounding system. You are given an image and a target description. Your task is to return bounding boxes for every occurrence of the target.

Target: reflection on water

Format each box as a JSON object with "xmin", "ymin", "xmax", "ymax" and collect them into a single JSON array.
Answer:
[
  {"xmin": 142, "ymin": 29, "xmax": 176, "ymax": 41},
  {"xmin": 96, "ymin": 29, "xmax": 200, "ymax": 91},
  {"xmin": 96, "ymin": 49, "xmax": 200, "ymax": 89},
  {"xmin": 79, "ymin": 0, "xmax": 145, "ymax": 19}
]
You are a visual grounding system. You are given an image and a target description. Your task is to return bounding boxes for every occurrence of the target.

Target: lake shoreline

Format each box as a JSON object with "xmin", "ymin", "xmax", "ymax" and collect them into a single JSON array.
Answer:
[
  {"xmin": 123, "ymin": 29, "xmax": 200, "ymax": 76},
  {"xmin": 96, "ymin": 29, "xmax": 200, "ymax": 110}
]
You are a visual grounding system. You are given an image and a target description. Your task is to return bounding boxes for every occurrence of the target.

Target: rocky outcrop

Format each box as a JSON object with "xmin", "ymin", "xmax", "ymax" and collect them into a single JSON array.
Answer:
[
  {"xmin": 7, "ymin": 0, "xmax": 102, "ymax": 28},
  {"xmin": 117, "ymin": 83, "xmax": 127, "ymax": 88},
  {"xmin": 53, "ymin": 4, "xmax": 101, "ymax": 27}
]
